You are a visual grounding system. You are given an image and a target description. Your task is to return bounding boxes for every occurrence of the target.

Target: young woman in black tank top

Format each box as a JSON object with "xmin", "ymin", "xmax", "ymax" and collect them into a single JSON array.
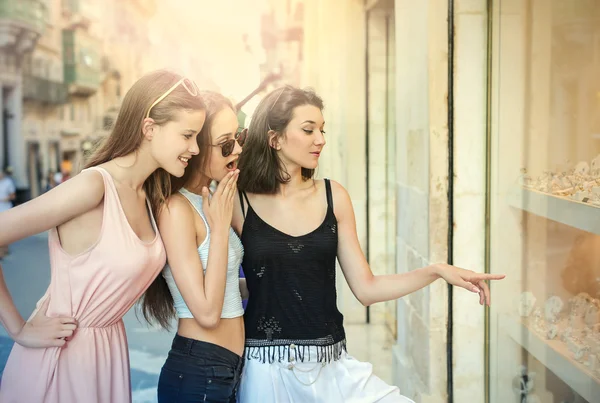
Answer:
[{"xmin": 232, "ymin": 86, "xmax": 506, "ymax": 402}]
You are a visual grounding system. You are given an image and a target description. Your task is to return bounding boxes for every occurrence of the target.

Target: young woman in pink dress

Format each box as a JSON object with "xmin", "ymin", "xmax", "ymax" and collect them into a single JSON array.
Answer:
[{"xmin": 0, "ymin": 69, "xmax": 205, "ymax": 403}]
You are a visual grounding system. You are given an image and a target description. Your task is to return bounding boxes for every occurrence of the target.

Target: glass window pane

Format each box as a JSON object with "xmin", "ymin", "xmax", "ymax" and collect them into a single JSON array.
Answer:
[{"xmin": 490, "ymin": 1, "xmax": 600, "ymax": 402}]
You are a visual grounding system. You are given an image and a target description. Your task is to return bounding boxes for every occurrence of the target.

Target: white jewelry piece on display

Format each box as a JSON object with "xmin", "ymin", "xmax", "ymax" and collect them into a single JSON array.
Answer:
[
  {"xmin": 581, "ymin": 180, "xmax": 599, "ymax": 191},
  {"xmin": 584, "ymin": 332, "xmax": 600, "ymax": 369},
  {"xmin": 519, "ymin": 168, "xmax": 533, "ymax": 188},
  {"xmin": 534, "ymin": 172, "xmax": 553, "ymax": 193},
  {"xmin": 566, "ymin": 331, "xmax": 590, "ymax": 362},
  {"xmin": 531, "ymin": 308, "xmax": 546, "ymax": 335},
  {"xmin": 556, "ymin": 175, "xmax": 573, "ymax": 194},
  {"xmin": 512, "ymin": 365, "xmax": 535, "ymax": 397},
  {"xmin": 569, "ymin": 293, "xmax": 593, "ymax": 330},
  {"xmin": 519, "ymin": 292, "xmax": 537, "ymax": 317},
  {"xmin": 587, "ymin": 326, "xmax": 600, "ymax": 352},
  {"xmin": 568, "ymin": 337, "xmax": 589, "ymax": 362},
  {"xmin": 546, "ymin": 324, "xmax": 558, "ymax": 340},
  {"xmin": 584, "ymin": 299, "xmax": 600, "ymax": 328},
  {"xmin": 544, "ymin": 296, "xmax": 564, "ymax": 323},
  {"xmin": 561, "ymin": 326, "xmax": 574, "ymax": 343},
  {"xmin": 591, "ymin": 154, "xmax": 600, "ymax": 176},
  {"xmin": 574, "ymin": 161, "xmax": 590, "ymax": 176}
]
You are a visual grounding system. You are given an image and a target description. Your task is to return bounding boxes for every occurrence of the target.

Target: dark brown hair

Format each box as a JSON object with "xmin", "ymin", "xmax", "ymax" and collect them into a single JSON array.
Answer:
[
  {"xmin": 140, "ymin": 90, "xmax": 235, "ymax": 330},
  {"xmin": 237, "ymin": 85, "xmax": 324, "ymax": 194}
]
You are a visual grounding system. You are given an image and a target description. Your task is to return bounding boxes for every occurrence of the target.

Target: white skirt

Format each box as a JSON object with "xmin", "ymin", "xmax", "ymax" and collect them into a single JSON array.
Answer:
[{"xmin": 238, "ymin": 348, "xmax": 414, "ymax": 403}]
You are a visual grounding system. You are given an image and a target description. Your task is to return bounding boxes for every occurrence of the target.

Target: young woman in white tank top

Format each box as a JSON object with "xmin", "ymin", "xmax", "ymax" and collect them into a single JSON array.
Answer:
[{"xmin": 140, "ymin": 91, "xmax": 247, "ymax": 402}]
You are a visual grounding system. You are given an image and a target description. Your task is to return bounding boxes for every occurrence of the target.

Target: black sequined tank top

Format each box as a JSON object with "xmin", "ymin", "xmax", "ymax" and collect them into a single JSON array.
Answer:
[{"xmin": 239, "ymin": 179, "xmax": 346, "ymax": 363}]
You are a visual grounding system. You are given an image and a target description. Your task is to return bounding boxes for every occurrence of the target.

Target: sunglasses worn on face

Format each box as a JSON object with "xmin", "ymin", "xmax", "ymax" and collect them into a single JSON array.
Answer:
[
  {"xmin": 211, "ymin": 128, "xmax": 247, "ymax": 157},
  {"xmin": 145, "ymin": 77, "xmax": 199, "ymax": 119}
]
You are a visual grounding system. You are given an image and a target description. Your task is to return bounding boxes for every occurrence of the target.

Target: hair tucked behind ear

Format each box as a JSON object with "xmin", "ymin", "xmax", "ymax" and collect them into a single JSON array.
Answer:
[
  {"xmin": 85, "ymin": 69, "xmax": 205, "ymax": 330},
  {"xmin": 237, "ymin": 85, "xmax": 324, "ymax": 194}
]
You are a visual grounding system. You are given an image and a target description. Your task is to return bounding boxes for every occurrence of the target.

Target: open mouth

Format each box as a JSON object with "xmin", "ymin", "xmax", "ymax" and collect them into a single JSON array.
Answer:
[
  {"xmin": 179, "ymin": 156, "xmax": 189, "ymax": 166},
  {"xmin": 226, "ymin": 160, "xmax": 237, "ymax": 170}
]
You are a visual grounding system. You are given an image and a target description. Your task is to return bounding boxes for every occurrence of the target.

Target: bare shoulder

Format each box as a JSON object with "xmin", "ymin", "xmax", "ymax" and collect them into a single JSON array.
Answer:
[
  {"xmin": 41, "ymin": 168, "xmax": 106, "ymax": 209},
  {"xmin": 160, "ymin": 193, "xmax": 194, "ymax": 220},
  {"xmin": 70, "ymin": 168, "xmax": 105, "ymax": 197},
  {"xmin": 162, "ymin": 192, "xmax": 207, "ymax": 244},
  {"xmin": 324, "ymin": 179, "xmax": 355, "ymax": 223},
  {"xmin": 326, "ymin": 179, "xmax": 352, "ymax": 208},
  {"xmin": 312, "ymin": 178, "xmax": 339, "ymax": 196}
]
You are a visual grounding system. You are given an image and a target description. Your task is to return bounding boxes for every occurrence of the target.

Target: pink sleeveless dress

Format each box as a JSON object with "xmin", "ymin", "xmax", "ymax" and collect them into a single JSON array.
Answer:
[{"xmin": 0, "ymin": 167, "xmax": 166, "ymax": 403}]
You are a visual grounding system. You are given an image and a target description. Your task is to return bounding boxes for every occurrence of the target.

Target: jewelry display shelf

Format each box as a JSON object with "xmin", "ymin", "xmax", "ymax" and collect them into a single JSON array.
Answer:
[
  {"xmin": 508, "ymin": 188, "xmax": 600, "ymax": 235},
  {"xmin": 501, "ymin": 315, "xmax": 600, "ymax": 403}
]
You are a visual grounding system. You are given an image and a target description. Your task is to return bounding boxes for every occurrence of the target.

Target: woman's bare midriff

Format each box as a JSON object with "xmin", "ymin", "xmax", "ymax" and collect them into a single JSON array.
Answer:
[{"xmin": 177, "ymin": 316, "xmax": 245, "ymax": 357}]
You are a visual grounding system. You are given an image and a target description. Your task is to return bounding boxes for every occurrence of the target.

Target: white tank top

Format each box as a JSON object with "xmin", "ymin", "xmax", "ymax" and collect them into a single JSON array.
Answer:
[{"xmin": 163, "ymin": 188, "xmax": 244, "ymax": 319}]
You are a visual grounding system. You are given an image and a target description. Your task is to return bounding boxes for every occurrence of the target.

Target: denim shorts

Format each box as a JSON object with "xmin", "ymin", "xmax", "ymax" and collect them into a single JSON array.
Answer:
[{"xmin": 157, "ymin": 334, "xmax": 244, "ymax": 403}]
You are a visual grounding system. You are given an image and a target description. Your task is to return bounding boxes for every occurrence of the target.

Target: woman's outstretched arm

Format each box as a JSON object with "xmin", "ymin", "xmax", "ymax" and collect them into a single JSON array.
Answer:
[{"xmin": 331, "ymin": 180, "xmax": 505, "ymax": 307}]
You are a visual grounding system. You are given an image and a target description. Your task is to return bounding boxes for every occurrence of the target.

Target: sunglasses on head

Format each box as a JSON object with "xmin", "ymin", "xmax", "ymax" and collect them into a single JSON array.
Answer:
[
  {"xmin": 211, "ymin": 128, "xmax": 247, "ymax": 157},
  {"xmin": 145, "ymin": 77, "xmax": 199, "ymax": 119}
]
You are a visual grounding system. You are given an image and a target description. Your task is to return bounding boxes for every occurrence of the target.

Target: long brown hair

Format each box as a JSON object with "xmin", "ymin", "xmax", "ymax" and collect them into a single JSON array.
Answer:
[
  {"xmin": 85, "ymin": 69, "xmax": 205, "ymax": 218},
  {"xmin": 85, "ymin": 70, "xmax": 205, "ymax": 329},
  {"xmin": 237, "ymin": 85, "xmax": 324, "ymax": 194},
  {"xmin": 140, "ymin": 90, "xmax": 236, "ymax": 329}
]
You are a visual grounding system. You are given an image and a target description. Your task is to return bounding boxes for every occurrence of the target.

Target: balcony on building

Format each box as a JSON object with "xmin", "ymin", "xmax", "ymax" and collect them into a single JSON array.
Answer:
[
  {"xmin": 23, "ymin": 75, "xmax": 68, "ymax": 105},
  {"xmin": 62, "ymin": 29, "xmax": 101, "ymax": 97},
  {"xmin": 61, "ymin": 0, "xmax": 92, "ymax": 30},
  {"xmin": 0, "ymin": 0, "xmax": 48, "ymax": 53}
]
